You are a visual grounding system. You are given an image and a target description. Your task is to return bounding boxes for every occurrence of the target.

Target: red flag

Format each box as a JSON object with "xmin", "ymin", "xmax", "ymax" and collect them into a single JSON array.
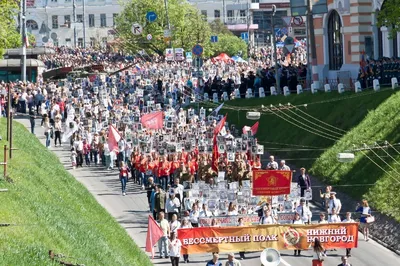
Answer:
[
  {"xmin": 107, "ymin": 125, "xmax": 121, "ymax": 152},
  {"xmin": 145, "ymin": 215, "xmax": 164, "ymax": 259},
  {"xmin": 213, "ymin": 114, "xmax": 227, "ymax": 135},
  {"xmin": 251, "ymin": 121, "xmax": 259, "ymax": 135},
  {"xmin": 242, "ymin": 121, "xmax": 259, "ymax": 136},
  {"xmin": 141, "ymin": 111, "xmax": 163, "ymax": 129},
  {"xmin": 212, "ymin": 115, "xmax": 227, "ymax": 171}
]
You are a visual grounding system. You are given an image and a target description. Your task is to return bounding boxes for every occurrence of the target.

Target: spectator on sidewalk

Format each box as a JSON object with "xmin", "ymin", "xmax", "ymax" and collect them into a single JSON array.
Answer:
[{"xmin": 356, "ymin": 199, "xmax": 372, "ymax": 241}]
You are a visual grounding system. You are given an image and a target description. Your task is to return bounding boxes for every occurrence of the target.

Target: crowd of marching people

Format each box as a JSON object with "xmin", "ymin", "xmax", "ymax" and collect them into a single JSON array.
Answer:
[{"xmin": 0, "ymin": 45, "xmax": 380, "ymax": 266}]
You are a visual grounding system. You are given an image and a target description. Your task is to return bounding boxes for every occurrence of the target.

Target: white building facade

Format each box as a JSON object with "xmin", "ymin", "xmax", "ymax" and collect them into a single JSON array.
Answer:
[
  {"xmin": 187, "ymin": 0, "xmax": 307, "ymax": 47},
  {"xmin": 26, "ymin": 0, "xmax": 122, "ymax": 47}
]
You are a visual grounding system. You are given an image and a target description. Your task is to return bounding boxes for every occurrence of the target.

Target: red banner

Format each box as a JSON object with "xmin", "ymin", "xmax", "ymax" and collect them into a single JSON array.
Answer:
[
  {"xmin": 141, "ymin": 111, "xmax": 163, "ymax": 129},
  {"xmin": 178, "ymin": 223, "xmax": 359, "ymax": 254},
  {"xmin": 252, "ymin": 170, "xmax": 292, "ymax": 196}
]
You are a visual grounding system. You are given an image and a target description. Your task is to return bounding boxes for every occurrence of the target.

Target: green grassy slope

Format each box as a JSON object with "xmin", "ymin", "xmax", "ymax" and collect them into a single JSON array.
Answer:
[
  {"xmin": 206, "ymin": 89, "xmax": 400, "ymax": 221},
  {"xmin": 0, "ymin": 118, "xmax": 151, "ymax": 265}
]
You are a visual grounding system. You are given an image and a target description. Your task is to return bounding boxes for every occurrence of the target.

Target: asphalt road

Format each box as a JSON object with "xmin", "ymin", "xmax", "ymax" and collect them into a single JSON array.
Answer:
[{"xmin": 16, "ymin": 116, "xmax": 400, "ymax": 266}]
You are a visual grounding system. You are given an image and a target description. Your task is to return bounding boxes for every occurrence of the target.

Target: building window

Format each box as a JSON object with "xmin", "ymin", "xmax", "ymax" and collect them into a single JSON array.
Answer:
[
  {"xmin": 90, "ymin": 37, "xmax": 96, "ymax": 47},
  {"xmin": 52, "ymin": 15, "xmax": 58, "ymax": 29},
  {"xmin": 201, "ymin": 10, "xmax": 207, "ymax": 20},
  {"xmin": 227, "ymin": 10, "xmax": 233, "ymax": 18},
  {"xmin": 240, "ymin": 10, "xmax": 246, "ymax": 17},
  {"xmin": 65, "ymin": 38, "xmax": 71, "ymax": 44},
  {"xmin": 64, "ymin": 15, "xmax": 71, "ymax": 28},
  {"xmin": 89, "ymin": 14, "xmax": 95, "ymax": 27},
  {"xmin": 26, "ymin": 20, "xmax": 38, "ymax": 30},
  {"xmin": 113, "ymin": 13, "xmax": 118, "ymax": 26},
  {"xmin": 77, "ymin": 14, "xmax": 83, "ymax": 23},
  {"xmin": 78, "ymin": 38, "xmax": 83, "ymax": 47},
  {"xmin": 100, "ymin": 14, "xmax": 107, "ymax": 27},
  {"xmin": 327, "ymin": 10, "xmax": 343, "ymax": 70},
  {"xmin": 214, "ymin": 10, "xmax": 220, "ymax": 19}
]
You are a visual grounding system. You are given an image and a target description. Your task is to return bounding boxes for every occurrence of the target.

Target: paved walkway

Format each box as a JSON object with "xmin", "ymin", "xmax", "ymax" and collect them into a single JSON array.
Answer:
[{"xmin": 15, "ymin": 116, "xmax": 400, "ymax": 266}]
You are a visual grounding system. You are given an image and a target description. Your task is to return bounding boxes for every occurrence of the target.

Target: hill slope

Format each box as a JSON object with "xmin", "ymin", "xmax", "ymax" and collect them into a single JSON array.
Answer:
[
  {"xmin": 208, "ymin": 89, "xmax": 400, "ymax": 221},
  {"xmin": 0, "ymin": 118, "xmax": 152, "ymax": 265}
]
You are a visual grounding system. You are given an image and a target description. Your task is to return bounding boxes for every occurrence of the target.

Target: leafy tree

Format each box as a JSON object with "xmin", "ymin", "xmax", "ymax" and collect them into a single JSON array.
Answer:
[
  {"xmin": 376, "ymin": 0, "xmax": 400, "ymax": 39},
  {"xmin": 115, "ymin": 0, "xmax": 212, "ymax": 56},
  {"xmin": 0, "ymin": 0, "xmax": 22, "ymax": 57},
  {"xmin": 210, "ymin": 34, "xmax": 248, "ymax": 59},
  {"xmin": 209, "ymin": 19, "xmax": 233, "ymax": 36}
]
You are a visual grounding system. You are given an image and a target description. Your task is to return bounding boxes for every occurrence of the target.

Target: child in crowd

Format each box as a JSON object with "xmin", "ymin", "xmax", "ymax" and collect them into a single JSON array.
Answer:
[{"xmin": 70, "ymin": 147, "xmax": 77, "ymax": 169}]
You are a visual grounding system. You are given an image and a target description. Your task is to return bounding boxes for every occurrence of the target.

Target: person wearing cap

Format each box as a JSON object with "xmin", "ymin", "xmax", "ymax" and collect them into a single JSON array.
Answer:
[
  {"xmin": 295, "ymin": 198, "xmax": 312, "ymax": 224},
  {"xmin": 165, "ymin": 190, "xmax": 180, "ymax": 221},
  {"xmin": 225, "ymin": 253, "xmax": 241, "ymax": 266}
]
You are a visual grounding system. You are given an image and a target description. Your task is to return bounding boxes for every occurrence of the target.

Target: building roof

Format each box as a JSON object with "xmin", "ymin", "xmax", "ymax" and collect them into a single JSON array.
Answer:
[
  {"xmin": 0, "ymin": 59, "xmax": 46, "ymax": 68},
  {"xmin": 3, "ymin": 47, "xmax": 56, "ymax": 56}
]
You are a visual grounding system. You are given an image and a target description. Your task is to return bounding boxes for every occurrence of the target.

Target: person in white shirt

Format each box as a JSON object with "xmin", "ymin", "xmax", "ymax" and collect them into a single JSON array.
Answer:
[
  {"xmin": 293, "ymin": 212, "xmax": 304, "ymax": 256},
  {"xmin": 199, "ymin": 203, "xmax": 213, "ymax": 218},
  {"xmin": 189, "ymin": 204, "xmax": 200, "ymax": 227},
  {"xmin": 259, "ymin": 209, "xmax": 275, "ymax": 225},
  {"xmin": 172, "ymin": 178, "xmax": 184, "ymax": 205},
  {"xmin": 295, "ymin": 198, "xmax": 312, "ymax": 224},
  {"xmin": 169, "ymin": 214, "xmax": 181, "ymax": 234},
  {"xmin": 342, "ymin": 212, "xmax": 355, "ymax": 257},
  {"xmin": 279, "ymin": 160, "xmax": 291, "ymax": 171},
  {"xmin": 158, "ymin": 212, "xmax": 170, "ymax": 259},
  {"xmin": 168, "ymin": 232, "xmax": 182, "ymax": 266},
  {"xmin": 266, "ymin": 155, "xmax": 278, "ymax": 170},
  {"xmin": 328, "ymin": 192, "xmax": 342, "ymax": 223},
  {"xmin": 180, "ymin": 218, "xmax": 192, "ymax": 263},
  {"xmin": 165, "ymin": 192, "xmax": 180, "ymax": 221},
  {"xmin": 328, "ymin": 208, "xmax": 341, "ymax": 223}
]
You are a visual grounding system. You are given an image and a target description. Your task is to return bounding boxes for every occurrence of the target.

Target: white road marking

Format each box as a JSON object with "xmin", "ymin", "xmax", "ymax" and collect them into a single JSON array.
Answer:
[{"xmin": 280, "ymin": 258, "xmax": 291, "ymax": 266}]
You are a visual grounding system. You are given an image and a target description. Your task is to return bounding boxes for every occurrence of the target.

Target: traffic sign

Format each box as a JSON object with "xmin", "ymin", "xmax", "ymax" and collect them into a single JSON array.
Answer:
[
  {"xmin": 146, "ymin": 11, "xmax": 157, "ymax": 22},
  {"xmin": 282, "ymin": 16, "xmax": 292, "ymax": 26},
  {"xmin": 164, "ymin": 29, "xmax": 171, "ymax": 37},
  {"xmin": 186, "ymin": 52, "xmax": 193, "ymax": 62},
  {"xmin": 211, "ymin": 35, "xmax": 218, "ymax": 43},
  {"xmin": 192, "ymin": 44, "xmax": 203, "ymax": 56},
  {"xmin": 240, "ymin": 32, "xmax": 248, "ymax": 40},
  {"xmin": 284, "ymin": 36, "xmax": 295, "ymax": 53},
  {"xmin": 274, "ymin": 28, "xmax": 281, "ymax": 36},
  {"xmin": 292, "ymin": 16, "xmax": 304, "ymax": 26},
  {"xmin": 131, "ymin": 23, "xmax": 143, "ymax": 35},
  {"xmin": 146, "ymin": 34, "xmax": 152, "ymax": 40},
  {"xmin": 281, "ymin": 27, "xmax": 288, "ymax": 35}
]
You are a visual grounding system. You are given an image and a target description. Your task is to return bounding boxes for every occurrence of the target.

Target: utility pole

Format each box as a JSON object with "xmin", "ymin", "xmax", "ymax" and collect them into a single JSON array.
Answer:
[
  {"xmin": 247, "ymin": 0, "xmax": 251, "ymax": 62},
  {"xmin": 271, "ymin": 5, "xmax": 279, "ymax": 92},
  {"xmin": 21, "ymin": 0, "xmax": 27, "ymax": 82},
  {"xmin": 164, "ymin": 0, "xmax": 172, "ymax": 48},
  {"xmin": 83, "ymin": 0, "xmax": 86, "ymax": 48},
  {"xmin": 222, "ymin": 0, "xmax": 226, "ymax": 24},
  {"xmin": 73, "ymin": 0, "xmax": 77, "ymax": 47},
  {"xmin": 307, "ymin": 0, "xmax": 319, "ymax": 89}
]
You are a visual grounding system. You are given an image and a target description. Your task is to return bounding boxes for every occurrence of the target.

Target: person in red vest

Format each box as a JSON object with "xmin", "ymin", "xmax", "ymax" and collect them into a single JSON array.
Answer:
[
  {"xmin": 119, "ymin": 161, "xmax": 130, "ymax": 196},
  {"xmin": 158, "ymin": 156, "xmax": 171, "ymax": 191}
]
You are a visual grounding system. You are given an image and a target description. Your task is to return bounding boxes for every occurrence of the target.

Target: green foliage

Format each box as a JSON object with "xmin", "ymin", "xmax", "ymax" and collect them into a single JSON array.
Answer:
[
  {"xmin": 198, "ymin": 88, "xmax": 400, "ymax": 221},
  {"xmin": 376, "ymin": 0, "xmax": 400, "ymax": 39},
  {"xmin": 116, "ymin": 0, "xmax": 212, "ymax": 56},
  {"xmin": 209, "ymin": 19, "xmax": 233, "ymax": 36},
  {"xmin": 116, "ymin": 0, "xmax": 247, "ymax": 58},
  {"xmin": 210, "ymin": 34, "xmax": 248, "ymax": 59},
  {"xmin": 0, "ymin": 119, "xmax": 152, "ymax": 265},
  {"xmin": 0, "ymin": 0, "xmax": 22, "ymax": 57}
]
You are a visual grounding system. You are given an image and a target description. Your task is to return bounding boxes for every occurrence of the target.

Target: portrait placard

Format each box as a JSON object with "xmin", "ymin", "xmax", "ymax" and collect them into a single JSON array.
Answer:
[
  {"xmin": 219, "ymin": 190, "xmax": 228, "ymax": 200},
  {"xmin": 217, "ymin": 172, "xmax": 225, "ymax": 182}
]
